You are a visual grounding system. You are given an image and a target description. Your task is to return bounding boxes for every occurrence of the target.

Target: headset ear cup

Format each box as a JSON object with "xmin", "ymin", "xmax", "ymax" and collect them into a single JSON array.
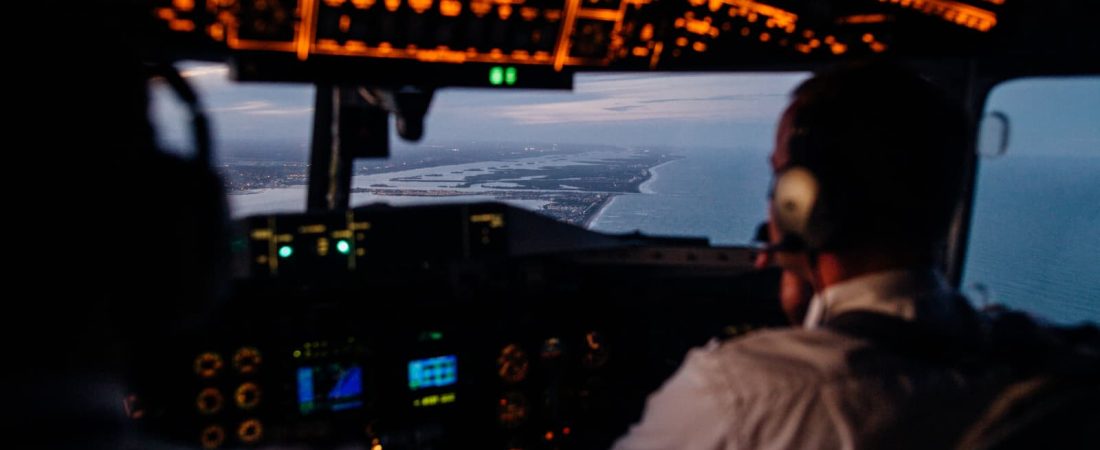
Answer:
[{"xmin": 772, "ymin": 167, "xmax": 820, "ymax": 249}]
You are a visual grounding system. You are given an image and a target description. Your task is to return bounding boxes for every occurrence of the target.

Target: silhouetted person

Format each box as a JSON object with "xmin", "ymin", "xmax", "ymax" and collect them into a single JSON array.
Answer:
[
  {"xmin": 614, "ymin": 62, "xmax": 985, "ymax": 449},
  {"xmin": 15, "ymin": 3, "xmax": 229, "ymax": 447}
]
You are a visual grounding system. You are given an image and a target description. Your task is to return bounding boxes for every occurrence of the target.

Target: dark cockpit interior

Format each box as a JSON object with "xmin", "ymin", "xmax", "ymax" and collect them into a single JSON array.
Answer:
[{"xmin": 16, "ymin": 1, "xmax": 1099, "ymax": 449}]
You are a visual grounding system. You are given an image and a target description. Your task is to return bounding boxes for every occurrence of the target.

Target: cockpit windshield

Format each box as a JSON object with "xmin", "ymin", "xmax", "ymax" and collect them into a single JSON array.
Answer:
[
  {"xmin": 153, "ymin": 67, "xmax": 1099, "ymax": 324},
  {"xmin": 154, "ymin": 66, "xmax": 808, "ymax": 245}
]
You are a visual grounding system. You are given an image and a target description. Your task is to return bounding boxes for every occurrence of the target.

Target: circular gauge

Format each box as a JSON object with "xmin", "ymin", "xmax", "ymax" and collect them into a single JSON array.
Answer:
[
  {"xmin": 200, "ymin": 425, "xmax": 225, "ymax": 449},
  {"xmin": 497, "ymin": 392, "xmax": 528, "ymax": 428},
  {"xmin": 235, "ymin": 382, "xmax": 261, "ymax": 410},
  {"xmin": 194, "ymin": 352, "xmax": 224, "ymax": 378},
  {"xmin": 584, "ymin": 331, "xmax": 604, "ymax": 351},
  {"xmin": 582, "ymin": 332, "xmax": 608, "ymax": 369},
  {"xmin": 196, "ymin": 388, "xmax": 224, "ymax": 415},
  {"xmin": 497, "ymin": 344, "xmax": 529, "ymax": 383},
  {"xmin": 541, "ymin": 337, "xmax": 563, "ymax": 360},
  {"xmin": 123, "ymin": 394, "xmax": 145, "ymax": 419},
  {"xmin": 233, "ymin": 347, "xmax": 262, "ymax": 374},
  {"xmin": 237, "ymin": 418, "xmax": 263, "ymax": 444}
]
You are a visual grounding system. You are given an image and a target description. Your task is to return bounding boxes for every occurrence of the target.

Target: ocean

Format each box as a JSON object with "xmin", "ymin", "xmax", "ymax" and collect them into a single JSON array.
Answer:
[
  {"xmin": 589, "ymin": 148, "xmax": 769, "ymax": 246},
  {"xmin": 592, "ymin": 151, "xmax": 1100, "ymax": 326}
]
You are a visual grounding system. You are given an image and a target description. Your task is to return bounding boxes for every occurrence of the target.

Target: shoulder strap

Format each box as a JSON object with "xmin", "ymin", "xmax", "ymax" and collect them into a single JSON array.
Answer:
[
  {"xmin": 826, "ymin": 296, "xmax": 985, "ymax": 366},
  {"xmin": 826, "ymin": 312, "xmax": 949, "ymax": 361}
]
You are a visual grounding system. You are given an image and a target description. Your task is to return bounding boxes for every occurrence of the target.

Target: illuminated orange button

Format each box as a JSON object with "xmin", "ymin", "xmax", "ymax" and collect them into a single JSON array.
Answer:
[
  {"xmin": 409, "ymin": 0, "xmax": 432, "ymax": 13},
  {"xmin": 440, "ymin": 0, "xmax": 462, "ymax": 16},
  {"xmin": 173, "ymin": 0, "xmax": 195, "ymax": 11}
]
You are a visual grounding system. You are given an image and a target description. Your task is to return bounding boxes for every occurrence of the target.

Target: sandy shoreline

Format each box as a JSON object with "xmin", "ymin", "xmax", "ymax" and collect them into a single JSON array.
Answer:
[
  {"xmin": 638, "ymin": 158, "xmax": 680, "ymax": 194},
  {"xmin": 587, "ymin": 156, "xmax": 681, "ymax": 228},
  {"xmin": 583, "ymin": 194, "xmax": 616, "ymax": 228}
]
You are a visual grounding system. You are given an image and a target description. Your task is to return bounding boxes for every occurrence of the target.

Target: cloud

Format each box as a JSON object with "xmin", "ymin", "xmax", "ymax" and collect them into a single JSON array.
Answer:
[
  {"xmin": 181, "ymin": 65, "xmax": 230, "ymax": 79},
  {"xmin": 211, "ymin": 101, "xmax": 271, "ymax": 112},
  {"xmin": 638, "ymin": 94, "xmax": 784, "ymax": 104},
  {"xmin": 211, "ymin": 100, "xmax": 312, "ymax": 116},
  {"xmin": 603, "ymin": 105, "xmax": 642, "ymax": 112},
  {"xmin": 484, "ymin": 73, "xmax": 807, "ymax": 125},
  {"xmin": 247, "ymin": 107, "xmax": 313, "ymax": 116}
]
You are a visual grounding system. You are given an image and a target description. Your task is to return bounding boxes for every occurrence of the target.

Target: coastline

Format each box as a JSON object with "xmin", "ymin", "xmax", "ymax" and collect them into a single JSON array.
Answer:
[
  {"xmin": 228, "ymin": 189, "xmax": 266, "ymax": 196},
  {"xmin": 232, "ymin": 151, "xmax": 681, "ymax": 226},
  {"xmin": 638, "ymin": 158, "xmax": 680, "ymax": 194},
  {"xmin": 583, "ymin": 194, "xmax": 617, "ymax": 228},
  {"xmin": 586, "ymin": 156, "xmax": 681, "ymax": 227}
]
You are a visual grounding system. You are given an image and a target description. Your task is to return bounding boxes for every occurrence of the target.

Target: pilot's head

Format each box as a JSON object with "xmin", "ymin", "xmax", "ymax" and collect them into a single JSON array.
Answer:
[
  {"xmin": 764, "ymin": 61, "xmax": 970, "ymax": 296},
  {"xmin": 21, "ymin": 5, "xmax": 230, "ymax": 444}
]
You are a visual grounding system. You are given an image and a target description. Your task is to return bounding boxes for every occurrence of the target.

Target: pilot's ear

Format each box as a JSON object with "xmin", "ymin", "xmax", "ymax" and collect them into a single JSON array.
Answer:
[{"xmin": 779, "ymin": 271, "xmax": 813, "ymax": 325}]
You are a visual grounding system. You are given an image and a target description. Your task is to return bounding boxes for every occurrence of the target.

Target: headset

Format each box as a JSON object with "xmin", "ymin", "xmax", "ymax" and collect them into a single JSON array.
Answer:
[
  {"xmin": 147, "ymin": 63, "xmax": 212, "ymax": 166},
  {"xmin": 765, "ymin": 118, "xmax": 848, "ymax": 255},
  {"xmin": 761, "ymin": 62, "xmax": 970, "ymax": 260},
  {"xmin": 769, "ymin": 165, "xmax": 823, "ymax": 252}
]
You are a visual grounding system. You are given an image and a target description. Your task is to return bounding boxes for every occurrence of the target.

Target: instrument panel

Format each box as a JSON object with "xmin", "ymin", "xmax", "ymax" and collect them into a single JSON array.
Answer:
[
  {"xmin": 127, "ymin": 203, "xmax": 787, "ymax": 449},
  {"xmin": 158, "ymin": 325, "xmax": 631, "ymax": 448},
  {"xmin": 149, "ymin": 0, "xmax": 1009, "ymax": 86}
]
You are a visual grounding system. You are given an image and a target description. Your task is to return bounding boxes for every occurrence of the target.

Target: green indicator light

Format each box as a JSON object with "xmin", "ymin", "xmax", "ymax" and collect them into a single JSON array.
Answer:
[
  {"xmin": 278, "ymin": 245, "xmax": 293, "ymax": 258},
  {"xmin": 489, "ymin": 66, "xmax": 504, "ymax": 86},
  {"xmin": 336, "ymin": 240, "xmax": 351, "ymax": 255},
  {"xmin": 430, "ymin": 331, "xmax": 444, "ymax": 341},
  {"xmin": 504, "ymin": 67, "xmax": 517, "ymax": 86}
]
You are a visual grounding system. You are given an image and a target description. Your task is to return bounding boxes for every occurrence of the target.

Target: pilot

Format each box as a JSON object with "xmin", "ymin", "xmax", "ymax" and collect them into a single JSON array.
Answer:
[
  {"xmin": 613, "ymin": 62, "xmax": 985, "ymax": 449},
  {"xmin": 15, "ymin": 5, "xmax": 231, "ymax": 447}
]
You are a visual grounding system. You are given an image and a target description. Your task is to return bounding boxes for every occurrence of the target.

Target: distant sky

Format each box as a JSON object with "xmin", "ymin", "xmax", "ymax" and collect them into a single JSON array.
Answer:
[
  {"xmin": 151, "ymin": 63, "xmax": 1099, "ymax": 158},
  {"xmin": 983, "ymin": 77, "xmax": 1100, "ymax": 158}
]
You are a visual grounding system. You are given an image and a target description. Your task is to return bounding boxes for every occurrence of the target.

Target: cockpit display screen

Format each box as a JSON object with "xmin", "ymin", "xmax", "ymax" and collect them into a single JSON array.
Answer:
[
  {"xmin": 407, "ymin": 355, "xmax": 457, "ymax": 391},
  {"xmin": 297, "ymin": 363, "xmax": 364, "ymax": 415}
]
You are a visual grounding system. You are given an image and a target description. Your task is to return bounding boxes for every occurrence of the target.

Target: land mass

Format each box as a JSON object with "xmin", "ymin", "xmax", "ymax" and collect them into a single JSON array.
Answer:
[{"xmin": 222, "ymin": 142, "xmax": 680, "ymax": 226}]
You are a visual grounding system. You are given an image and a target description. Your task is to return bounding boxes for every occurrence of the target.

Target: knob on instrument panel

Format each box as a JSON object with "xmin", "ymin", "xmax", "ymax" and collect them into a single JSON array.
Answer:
[
  {"xmin": 497, "ymin": 344, "xmax": 529, "ymax": 383},
  {"xmin": 194, "ymin": 352, "xmax": 224, "ymax": 378},
  {"xmin": 498, "ymin": 391, "xmax": 529, "ymax": 428},
  {"xmin": 197, "ymin": 388, "xmax": 224, "ymax": 415},
  {"xmin": 200, "ymin": 425, "xmax": 225, "ymax": 449},
  {"xmin": 238, "ymin": 418, "xmax": 263, "ymax": 444},
  {"xmin": 235, "ymin": 382, "xmax": 261, "ymax": 410},
  {"xmin": 233, "ymin": 346, "xmax": 262, "ymax": 374}
]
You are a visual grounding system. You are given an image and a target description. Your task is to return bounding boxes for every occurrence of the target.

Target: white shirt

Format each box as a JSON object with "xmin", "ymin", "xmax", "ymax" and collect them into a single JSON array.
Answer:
[{"xmin": 612, "ymin": 269, "xmax": 977, "ymax": 450}]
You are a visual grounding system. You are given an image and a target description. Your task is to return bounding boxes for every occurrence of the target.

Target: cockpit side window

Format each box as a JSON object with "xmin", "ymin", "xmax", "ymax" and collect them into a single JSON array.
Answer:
[
  {"xmin": 964, "ymin": 77, "xmax": 1100, "ymax": 325},
  {"xmin": 150, "ymin": 63, "xmax": 314, "ymax": 217}
]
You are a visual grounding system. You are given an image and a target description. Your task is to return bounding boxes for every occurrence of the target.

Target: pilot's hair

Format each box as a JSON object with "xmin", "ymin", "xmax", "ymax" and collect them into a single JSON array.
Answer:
[{"xmin": 784, "ymin": 61, "xmax": 970, "ymax": 251}]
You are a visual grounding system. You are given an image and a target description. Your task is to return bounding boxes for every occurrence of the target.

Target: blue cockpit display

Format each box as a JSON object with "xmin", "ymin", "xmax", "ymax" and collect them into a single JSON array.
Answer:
[
  {"xmin": 297, "ymin": 364, "xmax": 363, "ymax": 415},
  {"xmin": 408, "ymin": 355, "xmax": 457, "ymax": 391}
]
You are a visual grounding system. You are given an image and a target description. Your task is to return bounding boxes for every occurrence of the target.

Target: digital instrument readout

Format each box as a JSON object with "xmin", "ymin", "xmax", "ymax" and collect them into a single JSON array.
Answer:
[
  {"xmin": 408, "ymin": 355, "xmax": 457, "ymax": 391},
  {"xmin": 297, "ymin": 364, "xmax": 364, "ymax": 414}
]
